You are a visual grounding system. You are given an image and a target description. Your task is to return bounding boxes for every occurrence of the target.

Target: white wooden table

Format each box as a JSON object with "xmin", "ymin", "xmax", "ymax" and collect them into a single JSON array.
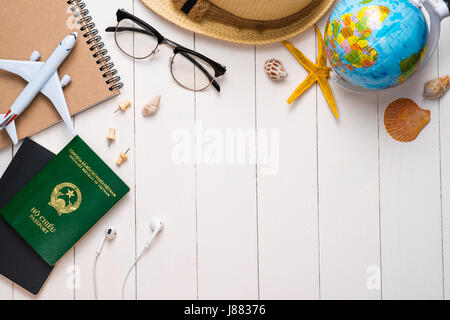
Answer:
[{"xmin": 0, "ymin": 0, "xmax": 449, "ymax": 300}]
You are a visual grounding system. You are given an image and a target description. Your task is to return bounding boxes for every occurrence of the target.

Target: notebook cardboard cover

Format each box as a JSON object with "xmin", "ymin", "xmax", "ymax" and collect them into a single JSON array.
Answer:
[{"xmin": 0, "ymin": 0, "xmax": 120, "ymax": 149}]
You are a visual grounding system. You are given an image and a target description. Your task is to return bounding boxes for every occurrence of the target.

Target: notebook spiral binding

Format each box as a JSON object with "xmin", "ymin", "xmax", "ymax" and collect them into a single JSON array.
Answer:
[{"xmin": 66, "ymin": 0, "xmax": 124, "ymax": 91}]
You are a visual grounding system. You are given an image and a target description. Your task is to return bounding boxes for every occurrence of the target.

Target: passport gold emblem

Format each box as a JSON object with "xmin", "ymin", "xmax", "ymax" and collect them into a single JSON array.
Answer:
[{"xmin": 49, "ymin": 182, "xmax": 82, "ymax": 216}]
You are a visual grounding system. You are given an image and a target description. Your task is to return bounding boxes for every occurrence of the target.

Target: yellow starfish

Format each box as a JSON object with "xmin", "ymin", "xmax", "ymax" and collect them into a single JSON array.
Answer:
[{"xmin": 282, "ymin": 25, "xmax": 339, "ymax": 119}]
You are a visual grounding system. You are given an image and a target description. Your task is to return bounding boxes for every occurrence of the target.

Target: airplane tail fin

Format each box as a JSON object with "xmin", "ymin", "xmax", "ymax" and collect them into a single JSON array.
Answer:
[
  {"xmin": 6, "ymin": 121, "xmax": 18, "ymax": 145},
  {"xmin": 0, "ymin": 114, "xmax": 18, "ymax": 145}
]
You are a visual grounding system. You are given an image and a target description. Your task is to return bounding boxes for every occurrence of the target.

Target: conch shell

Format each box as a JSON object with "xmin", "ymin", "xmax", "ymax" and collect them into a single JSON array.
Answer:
[
  {"xmin": 264, "ymin": 59, "xmax": 287, "ymax": 81},
  {"xmin": 384, "ymin": 98, "xmax": 430, "ymax": 143},
  {"xmin": 142, "ymin": 95, "xmax": 161, "ymax": 117},
  {"xmin": 423, "ymin": 75, "xmax": 450, "ymax": 99}
]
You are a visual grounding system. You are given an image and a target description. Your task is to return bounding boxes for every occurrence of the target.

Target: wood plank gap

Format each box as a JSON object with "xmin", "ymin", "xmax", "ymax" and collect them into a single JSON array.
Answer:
[
  {"xmin": 315, "ymin": 27, "xmax": 322, "ymax": 300},
  {"xmin": 132, "ymin": 0, "xmax": 138, "ymax": 301},
  {"xmin": 437, "ymin": 42, "xmax": 446, "ymax": 299},
  {"xmin": 254, "ymin": 44, "xmax": 261, "ymax": 300},
  {"xmin": 73, "ymin": 247, "xmax": 76, "ymax": 299},
  {"xmin": 376, "ymin": 90, "xmax": 383, "ymax": 300},
  {"xmin": 193, "ymin": 32, "xmax": 200, "ymax": 301}
]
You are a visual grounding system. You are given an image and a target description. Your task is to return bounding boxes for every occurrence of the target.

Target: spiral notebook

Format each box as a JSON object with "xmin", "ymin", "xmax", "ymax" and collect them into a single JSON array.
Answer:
[{"xmin": 0, "ymin": 0, "xmax": 123, "ymax": 149}]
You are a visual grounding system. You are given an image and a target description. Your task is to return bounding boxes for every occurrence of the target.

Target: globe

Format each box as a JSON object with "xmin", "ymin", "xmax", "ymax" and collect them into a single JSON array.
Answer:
[{"xmin": 324, "ymin": 0, "xmax": 428, "ymax": 90}]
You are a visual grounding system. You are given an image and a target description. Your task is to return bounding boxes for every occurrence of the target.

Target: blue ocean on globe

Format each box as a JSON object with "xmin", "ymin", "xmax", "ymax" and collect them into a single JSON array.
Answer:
[{"xmin": 324, "ymin": 0, "xmax": 428, "ymax": 90}]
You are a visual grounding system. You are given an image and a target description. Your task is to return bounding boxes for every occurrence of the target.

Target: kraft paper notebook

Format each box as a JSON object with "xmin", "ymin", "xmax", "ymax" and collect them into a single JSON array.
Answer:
[
  {"xmin": 0, "ymin": 136, "xmax": 130, "ymax": 266},
  {"xmin": 0, "ymin": 138, "xmax": 55, "ymax": 295},
  {"xmin": 0, "ymin": 0, "xmax": 122, "ymax": 149}
]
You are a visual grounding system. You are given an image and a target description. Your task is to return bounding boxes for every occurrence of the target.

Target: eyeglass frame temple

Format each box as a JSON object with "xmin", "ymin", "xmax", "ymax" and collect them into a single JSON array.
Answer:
[{"xmin": 116, "ymin": 8, "xmax": 165, "ymax": 43}]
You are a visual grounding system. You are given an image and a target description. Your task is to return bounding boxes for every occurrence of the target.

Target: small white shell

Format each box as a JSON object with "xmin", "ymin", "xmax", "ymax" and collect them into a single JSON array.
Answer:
[
  {"xmin": 423, "ymin": 75, "xmax": 450, "ymax": 100},
  {"xmin": 142, "ymin": 95, "xmax": 161, "ymax": 117},
  {"xmin": 264, "ymin": 59, "xmax": 288, "ymax": 81}
]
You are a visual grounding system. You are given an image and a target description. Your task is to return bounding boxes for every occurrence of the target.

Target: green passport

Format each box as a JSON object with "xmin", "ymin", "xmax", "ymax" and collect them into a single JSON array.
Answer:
[{"xmin": 0, "ymin": 136, "xmax": 130, "ymax": 266}]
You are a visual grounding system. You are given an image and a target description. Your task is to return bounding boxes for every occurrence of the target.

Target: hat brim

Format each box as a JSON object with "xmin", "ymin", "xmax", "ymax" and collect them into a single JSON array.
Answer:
[{"xmin": 140, "ymin": 0, "xmax": 336, "ymax": 45}]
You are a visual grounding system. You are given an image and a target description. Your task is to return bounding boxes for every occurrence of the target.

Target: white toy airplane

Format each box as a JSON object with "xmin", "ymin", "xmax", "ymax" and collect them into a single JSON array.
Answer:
[{"xmin": 0, "ymin": 33, "xmax": 78, "ymax": 144}]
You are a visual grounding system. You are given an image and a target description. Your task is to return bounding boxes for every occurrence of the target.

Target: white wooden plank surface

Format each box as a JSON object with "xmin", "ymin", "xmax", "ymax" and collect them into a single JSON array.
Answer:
[
  {"xmin": 194, "ymin": 38, "xmax": 259, "ymax": 299},
  {"xmin": 316, "ymin": 17, "xmax": 381, "ymax": 300},
  {"xmin": 134, "ymin": 1, "xmax": 197, "ymax": 300},
  {"xmin": 255, "ymin": 29, "xmax": 320, "ymax": 300},
  {"xmin": 0, "ymin": 0, "xmax": 448, "ymax": 300},
  {"xmin": 379, "ymin": 51, "xmax": 443, "ymax": 300}
]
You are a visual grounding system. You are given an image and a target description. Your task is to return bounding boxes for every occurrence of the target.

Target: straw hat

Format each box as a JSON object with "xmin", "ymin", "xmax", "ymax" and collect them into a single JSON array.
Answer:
[{"xmin": 140, "ymin": 0, "xmax": 336, "ymax": 45}]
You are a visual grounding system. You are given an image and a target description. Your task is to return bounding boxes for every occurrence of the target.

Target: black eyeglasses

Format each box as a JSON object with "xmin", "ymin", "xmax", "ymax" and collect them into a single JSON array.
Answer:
[{"xmin": 106, "ymin": 9, "xmax": 227, "ymax": 92}]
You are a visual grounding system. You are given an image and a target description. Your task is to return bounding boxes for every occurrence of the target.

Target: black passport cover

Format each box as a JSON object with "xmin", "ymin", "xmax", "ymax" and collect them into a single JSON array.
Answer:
[{"xmin": 0, "ymin": 138, "xmax": 55, "ymax": 295}]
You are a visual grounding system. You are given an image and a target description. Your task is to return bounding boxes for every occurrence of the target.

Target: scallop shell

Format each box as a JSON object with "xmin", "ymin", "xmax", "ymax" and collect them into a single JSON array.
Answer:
[
  {"xmin": 264, "ymin": 59, "xmax": 287, "ymax": 81},
  {"xmin": 142, "ymin": 95, "xmax": 161, "ymax": 117},
  {"xmin": 423, "ymin": 75, "xmax": 450, "ymax": 99},
  {"xmin": 384, "ymin": 98, "xmax": 430, "ymax": 142}
]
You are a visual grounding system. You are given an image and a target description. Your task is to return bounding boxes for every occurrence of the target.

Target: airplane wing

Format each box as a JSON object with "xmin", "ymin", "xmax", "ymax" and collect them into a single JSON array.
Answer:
[
  {"xmin": 40, "ymin": 72, "xmax": 75, "ymax": 135},
  {"xmin": 0, "ymin": 59, "xmax": 43, "ymax": 144},
  {"xmin": 0, "ymin": 60, "xmax": 43, "ymax": 82}
]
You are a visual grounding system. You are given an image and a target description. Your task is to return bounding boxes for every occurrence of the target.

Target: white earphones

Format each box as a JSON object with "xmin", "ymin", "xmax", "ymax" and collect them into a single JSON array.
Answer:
[
  {"xmin": 121, "ymin": 217, "xmax": 164, "ymax": 300},
  {"xmin": 96, "ymin": 226, "xmax": 117, "ymax": 256},
  {"xmin": 93, "ymin": 226, "xmax": 117, "ymax": 299},
  {"xmin": 144, "ymin": 217, "xmax": 164, "ymax": 249}
]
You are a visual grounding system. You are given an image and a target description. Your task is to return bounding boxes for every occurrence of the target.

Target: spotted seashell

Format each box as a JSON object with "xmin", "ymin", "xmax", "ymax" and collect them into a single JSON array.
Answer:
[{"xmin": 264, "ymin": 59, "xmax": 288, "ymax": 81}]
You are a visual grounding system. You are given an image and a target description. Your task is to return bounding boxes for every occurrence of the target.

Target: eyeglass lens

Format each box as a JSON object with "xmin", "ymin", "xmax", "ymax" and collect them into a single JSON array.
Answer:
[
  {"xmin": 115, "ymin": 19, "xmax": 158, "ymax": 59},
  {"xmin": 171, "ymin": 52, "xmax": 215, "ymax": 91}
]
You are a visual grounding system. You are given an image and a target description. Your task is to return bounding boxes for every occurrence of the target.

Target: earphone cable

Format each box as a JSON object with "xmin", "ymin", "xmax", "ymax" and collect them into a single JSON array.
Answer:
[
  {"xmin": 121, "ymin": 248, "xmax": 146, "ymax": 300},
  {"xmin": 93, "ymin": 253, "xmax": 100, "ymax": 300}
]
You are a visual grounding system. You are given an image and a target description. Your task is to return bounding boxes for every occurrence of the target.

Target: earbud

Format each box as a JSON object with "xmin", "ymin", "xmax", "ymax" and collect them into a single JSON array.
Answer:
[
  {"xmin": 105, "ymin": 226, "xmax": 117, "ymax": 239},
  {"xmin": 150, "ymin": 217, "xmax": 164, "ymax": 233},
  {"xmin": 96, "ymin": 226, "xmax": 117, "ymax": 256},
  {"xmin": 93, "ymin": 226, "xmax": 117, "ymax": 299},
  {"xmin": 144, "ymin": 217, "xmax": 164, "ymax": 249}
]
